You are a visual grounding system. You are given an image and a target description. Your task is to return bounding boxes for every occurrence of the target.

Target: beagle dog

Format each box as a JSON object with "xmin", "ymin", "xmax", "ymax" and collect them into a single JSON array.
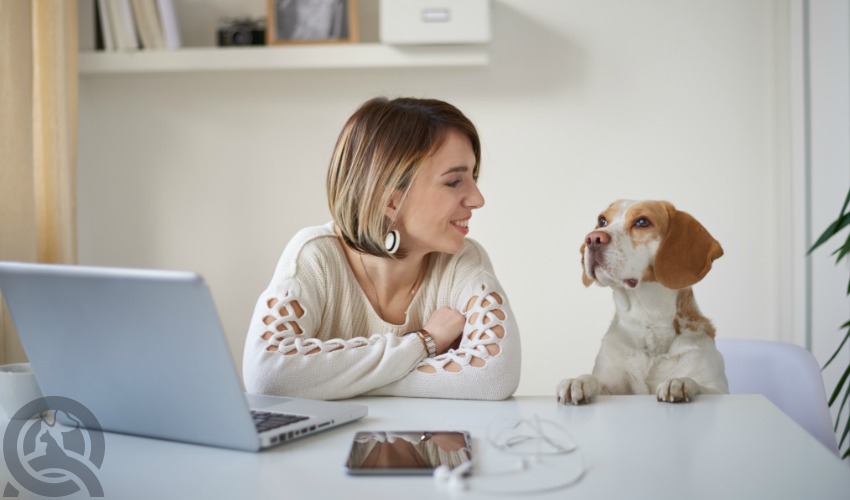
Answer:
[{"xmin": 556, "ymin": 200, "xmax": 728, "ymax": 404}]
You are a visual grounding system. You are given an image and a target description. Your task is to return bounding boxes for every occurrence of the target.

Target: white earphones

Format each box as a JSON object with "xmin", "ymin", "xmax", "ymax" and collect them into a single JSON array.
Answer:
[
  {"xmin": 434, "ymin": 454, "xmax": 538, "ymax": 493},
  {"xmin": 434, "ymin": 461, "xmax": 470, "ymax": 493},
  {"xmin": 432, "ymin": 416, "xmax": 586, "ymax": 495}
]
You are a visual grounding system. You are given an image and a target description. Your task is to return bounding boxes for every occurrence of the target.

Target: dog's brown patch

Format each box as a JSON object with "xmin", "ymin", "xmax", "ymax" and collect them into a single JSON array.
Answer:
[
  {"xmin": 624, "ymin": 201, "xmax": 672, "ymax": 247},
  {"xmin": 674, "ymin": 288, "xmax": 716, "ymax": 338},
  {"xmin": 655, "ymin": 205, "xmax": 723, "ymax": 290}
]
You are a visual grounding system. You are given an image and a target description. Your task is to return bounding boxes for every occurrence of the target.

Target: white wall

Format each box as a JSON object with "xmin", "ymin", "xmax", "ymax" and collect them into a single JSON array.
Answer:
[
  {"xmin": 78, "ymin": 0, "xmax": 789, "ymax": 396},
  {"xmin": 804, "ymin": 0, "xmax": 850, "ymax": 426}
]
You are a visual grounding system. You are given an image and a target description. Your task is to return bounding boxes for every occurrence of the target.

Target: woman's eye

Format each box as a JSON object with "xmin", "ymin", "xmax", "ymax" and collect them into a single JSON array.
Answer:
[
  {"xmin": 446, "ymin": 179, "xmax": 461, "ymax": 188},
  {"xmin": 597, "ymin": 216, "xmax": 608, "ymax": 228},
  {"xmin": 634, "ymin": 217, "xmax": 652, "ymax": 228}
]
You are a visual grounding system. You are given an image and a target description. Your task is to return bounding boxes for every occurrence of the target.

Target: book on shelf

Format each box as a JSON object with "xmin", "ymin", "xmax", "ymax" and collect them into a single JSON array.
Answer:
[
  {"xmin": 95, "ymin": 0, "xmax": 115, "ymax": 51},
  {"xmin": 112, "ymin": 0, "xmax": 140, "ymax": 51},
  {"xmin": 156, "ymin": 0, "xmax": 182, "ymax": 50},
  {"xmin": 130, "ymin": 0, "xmax": 165, "ymax": 49},
  {"xmin": 93, "ymin": 0, "xmax": 180, "ymax": 52}
]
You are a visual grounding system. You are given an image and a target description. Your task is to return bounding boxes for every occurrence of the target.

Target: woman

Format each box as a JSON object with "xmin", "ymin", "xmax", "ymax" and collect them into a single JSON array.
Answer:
[{"xmin": 242, "ymin": 97, "xmax": 520, "ymax": 400}]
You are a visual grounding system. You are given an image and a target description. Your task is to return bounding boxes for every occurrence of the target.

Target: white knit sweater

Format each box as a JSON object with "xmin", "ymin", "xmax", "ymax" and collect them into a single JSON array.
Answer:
[{"xmin": 242, "ymin": 222, "xmax": 521, "ymax": 400}]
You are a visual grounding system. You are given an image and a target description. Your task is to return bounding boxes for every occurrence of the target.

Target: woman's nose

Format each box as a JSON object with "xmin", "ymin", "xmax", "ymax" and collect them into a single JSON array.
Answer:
[{"xmin": 465, "ymin": 183, "xmax": 485, "ymax": 209}]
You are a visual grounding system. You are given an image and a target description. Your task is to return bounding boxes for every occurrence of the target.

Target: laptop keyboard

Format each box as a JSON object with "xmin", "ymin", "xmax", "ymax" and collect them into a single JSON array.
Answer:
[{"xmin": 251, "ymin": 410, "xmax": 309, "ymax": 433}]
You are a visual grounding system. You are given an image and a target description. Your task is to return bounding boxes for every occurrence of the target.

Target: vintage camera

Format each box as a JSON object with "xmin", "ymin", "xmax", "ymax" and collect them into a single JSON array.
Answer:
[{"xmin": 217, "ymin": 18, "xmax": 266, "ymax": 46}]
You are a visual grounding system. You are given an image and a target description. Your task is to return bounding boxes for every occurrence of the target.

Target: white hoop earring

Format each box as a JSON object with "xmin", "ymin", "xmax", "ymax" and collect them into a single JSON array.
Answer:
[{"xmin": 384, "ymin": 230, "xmax": 400, "ymax": 254}]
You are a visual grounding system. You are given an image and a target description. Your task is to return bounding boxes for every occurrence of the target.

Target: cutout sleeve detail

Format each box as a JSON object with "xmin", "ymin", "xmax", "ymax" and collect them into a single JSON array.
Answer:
[
  {"xmin": 243, "ymin": 277, "xmax": 426, "ymax": 400},
  {"xmin": 366, "ymin": 270, "xmax": 521, "ymax": 400}
]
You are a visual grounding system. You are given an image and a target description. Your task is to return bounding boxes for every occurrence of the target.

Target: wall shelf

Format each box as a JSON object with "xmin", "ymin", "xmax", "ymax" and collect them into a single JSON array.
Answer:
[{"xmin": 78, "ymin": 43, "xmax": 489, "ymax": 74}]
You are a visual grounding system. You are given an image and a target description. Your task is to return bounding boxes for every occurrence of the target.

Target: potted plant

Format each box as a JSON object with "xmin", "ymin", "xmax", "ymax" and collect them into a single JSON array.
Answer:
[{"xmin": 809, "ymin": 188, "xmax": 850, "ymax": 459}]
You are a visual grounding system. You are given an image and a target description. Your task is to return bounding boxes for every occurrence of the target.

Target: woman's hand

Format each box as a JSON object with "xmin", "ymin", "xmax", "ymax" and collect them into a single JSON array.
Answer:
[{"xmin": 423, "ymin": 307, "xmax": 464, "ymax": 354}]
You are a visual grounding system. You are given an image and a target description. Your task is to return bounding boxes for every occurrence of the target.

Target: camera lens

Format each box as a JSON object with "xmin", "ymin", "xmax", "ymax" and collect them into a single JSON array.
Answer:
[
  {"xmin": 232, "ymin": 30, "xmax": 251, "ymax": 45},
  {"xmin": 217, "ymin": 18, "xmax": 264, "ymax": 46}
]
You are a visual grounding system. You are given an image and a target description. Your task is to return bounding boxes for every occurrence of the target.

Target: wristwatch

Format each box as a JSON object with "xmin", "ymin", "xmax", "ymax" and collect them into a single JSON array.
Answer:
[{"xmin": 415, "ymin": 329, "xmax": 437, "ymax": 358}]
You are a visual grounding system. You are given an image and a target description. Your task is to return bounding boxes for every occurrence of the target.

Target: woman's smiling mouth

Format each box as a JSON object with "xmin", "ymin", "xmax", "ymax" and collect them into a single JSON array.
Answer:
[{"xmin": 451, "ymin": 218, "xmax": 470, "ymax": 234}]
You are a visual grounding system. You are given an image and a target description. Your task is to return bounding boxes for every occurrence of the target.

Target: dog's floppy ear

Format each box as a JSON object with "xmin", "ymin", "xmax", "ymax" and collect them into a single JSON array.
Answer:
[
  {"xmin": 580, "ymin": 242, "xmax": 594, "ymax": 287},
  {"xmin": 654, "ymin": 206, "xmax": 723, "ymax": 290}
]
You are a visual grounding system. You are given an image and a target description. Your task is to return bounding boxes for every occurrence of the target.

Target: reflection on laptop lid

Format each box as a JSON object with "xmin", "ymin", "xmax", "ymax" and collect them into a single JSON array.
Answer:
[{"xmin": 0, "ymin": 262, "xmax": 367, "ymax": 452}]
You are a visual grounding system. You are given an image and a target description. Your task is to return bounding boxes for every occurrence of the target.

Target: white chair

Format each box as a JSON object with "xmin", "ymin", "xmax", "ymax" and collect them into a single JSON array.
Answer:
[{"xmin": 715, "ymin": 339, "xmax": 839, "ymax": 456}]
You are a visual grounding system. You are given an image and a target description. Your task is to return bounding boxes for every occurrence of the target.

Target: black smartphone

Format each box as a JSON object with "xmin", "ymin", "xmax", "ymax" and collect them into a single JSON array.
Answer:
[{"xmin": 345, "ymin": 430, "xmax": 473, "ymax": 476}]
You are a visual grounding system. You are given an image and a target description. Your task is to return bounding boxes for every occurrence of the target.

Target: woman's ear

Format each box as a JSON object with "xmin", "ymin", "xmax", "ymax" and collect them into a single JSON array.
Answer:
[
  {"xmin": 384, "ymin": 190, "xmax": 403, "ymax": 219},
  {"xmin": 654, "ymin": 209, "xmax": 723, "ymax": 290}
]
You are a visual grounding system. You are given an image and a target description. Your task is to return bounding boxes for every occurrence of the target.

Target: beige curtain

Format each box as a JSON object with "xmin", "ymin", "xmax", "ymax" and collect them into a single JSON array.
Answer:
[{"xmin": 0, "ymin": 0, "xmax": 78, "ymax": 363}]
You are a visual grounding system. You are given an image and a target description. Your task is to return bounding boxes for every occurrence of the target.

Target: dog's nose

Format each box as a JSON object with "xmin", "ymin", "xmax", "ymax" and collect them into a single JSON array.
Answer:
[{"xmin": 585, "ymin": 230, "xmax": 610, "ymax": 251}]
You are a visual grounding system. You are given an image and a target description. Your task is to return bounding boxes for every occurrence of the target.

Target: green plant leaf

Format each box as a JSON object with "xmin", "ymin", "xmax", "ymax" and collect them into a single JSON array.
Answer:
[
  {"xmin": 836, "ymin": 385, "xmax": 850, "ymax": 457},
  {"xmin": 830, "ymin": 233, "xmax": 850, "ymax": 262},
  {"xmin": 839, "ymin": 408, "xmax": 850, "ymax": 449},
  {"xmin": 809, "ymin": 212, "xmax": 850, "ymax": 254},
  {"xmin": 836, "ymin": 382, "xmax": 850, "ymax": 432},
  {"xmin": 843, "ymin": 448, "xmax": 849, "ymax": 459},
  {"xmin": 822, "ymin": 322, "xmax": 850, "ymax": 370},
  {"xmin": 829, "ymin": 362, "xmax": 850, "ymax": 407},
  {"xmin": 840, "ymin": 186, "xmax": 850, "ymax": 215}
]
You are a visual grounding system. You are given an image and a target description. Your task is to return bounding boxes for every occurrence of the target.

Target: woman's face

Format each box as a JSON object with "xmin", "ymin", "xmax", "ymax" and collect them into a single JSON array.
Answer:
[{"xmin": 393, "ymin": 128, "xmax": 485, "ymax": 256}]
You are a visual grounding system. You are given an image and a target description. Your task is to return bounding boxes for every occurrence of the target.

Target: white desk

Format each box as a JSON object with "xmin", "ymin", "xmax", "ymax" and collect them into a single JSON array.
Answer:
[{"xmin": 2, "ymin": 395, "xmax": 849, "ymax": 499}]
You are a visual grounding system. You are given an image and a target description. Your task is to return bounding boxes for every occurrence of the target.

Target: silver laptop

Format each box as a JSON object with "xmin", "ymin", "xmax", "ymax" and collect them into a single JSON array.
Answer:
[{"xmin": 0, "ymin": 261, "xmax": 367, "ymax": 452}]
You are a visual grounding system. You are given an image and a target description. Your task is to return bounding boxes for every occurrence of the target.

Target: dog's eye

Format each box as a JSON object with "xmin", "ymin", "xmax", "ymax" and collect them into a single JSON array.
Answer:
[
  {"xmin": 633, "ymin": 217, "xmax": 652, "ymax": 228},
  {"xmin": 597, "ymin": 216, "xmax": 608, "ymax": 228}
]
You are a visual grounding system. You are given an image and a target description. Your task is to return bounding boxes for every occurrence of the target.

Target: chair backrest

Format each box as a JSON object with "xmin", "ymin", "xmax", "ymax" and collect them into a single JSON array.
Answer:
[{"xmin": 715, "ymin": 339, "xmax": 839, "ymax": 456}]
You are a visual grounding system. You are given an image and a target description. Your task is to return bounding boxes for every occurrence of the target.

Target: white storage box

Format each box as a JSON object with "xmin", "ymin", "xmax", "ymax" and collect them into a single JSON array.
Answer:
[{"xmin": 380, "ymin": 0, "xmax": 491, "ymax": 45}]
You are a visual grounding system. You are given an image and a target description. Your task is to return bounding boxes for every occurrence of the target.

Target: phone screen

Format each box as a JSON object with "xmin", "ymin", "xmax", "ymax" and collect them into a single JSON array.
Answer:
[{"xmin": 345, "ymin": 431, "xmax": 473, "ymax": 475}]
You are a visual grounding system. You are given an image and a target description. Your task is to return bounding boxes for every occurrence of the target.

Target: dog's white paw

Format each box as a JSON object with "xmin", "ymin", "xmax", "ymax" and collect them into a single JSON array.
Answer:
[
  {"xmin": 656, "ymin": 377, "xmax": 699, "ymax": 403},
  {"xmin": 556, "ymin": 375, "xmax": 599, "ymax": 405}
]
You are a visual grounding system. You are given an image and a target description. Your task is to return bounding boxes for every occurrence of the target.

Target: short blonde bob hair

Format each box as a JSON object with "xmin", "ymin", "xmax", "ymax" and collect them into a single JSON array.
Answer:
[{"xmin": 327, "ymin": 97, "xmax": 481, "ymax": 258}]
